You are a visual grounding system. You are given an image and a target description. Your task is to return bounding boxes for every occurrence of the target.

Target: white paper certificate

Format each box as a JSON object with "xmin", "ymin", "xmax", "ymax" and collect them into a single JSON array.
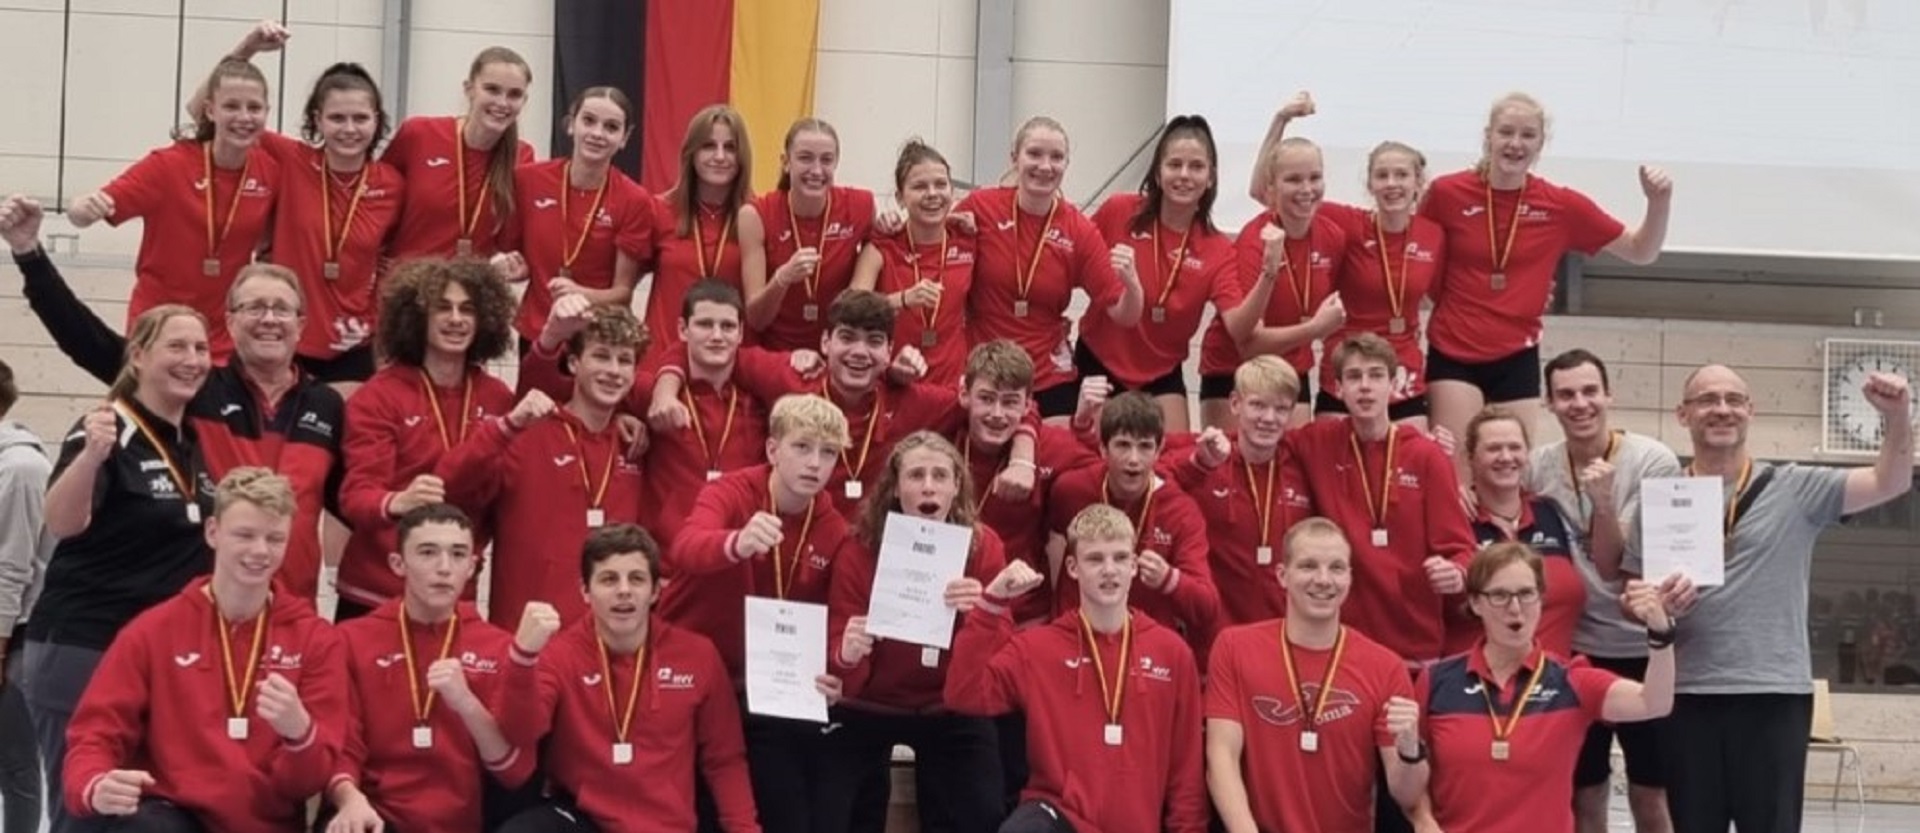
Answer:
[
  {"xmin": 1640, "ymin": 476, "xmax": 1726, "ymax": 586},
  {"xmin": 866, "ymin": 512, "xmax": 974, "ymax": 649},
  {"xmin": 744, "ymin": 597, "xmax": 830, "ymax": 722}
]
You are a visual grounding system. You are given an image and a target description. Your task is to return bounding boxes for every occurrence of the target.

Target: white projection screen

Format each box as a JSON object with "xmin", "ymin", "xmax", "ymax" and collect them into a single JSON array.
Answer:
[{"xmin": 1167, "ymin": 0, "xmax": 1920, "ymax": 263}]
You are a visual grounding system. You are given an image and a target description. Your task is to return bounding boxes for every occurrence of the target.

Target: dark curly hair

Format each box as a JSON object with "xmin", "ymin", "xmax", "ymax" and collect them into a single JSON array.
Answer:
[{"xmin": 376, "ymin": 258, "xmax": 515, "ymax": 367}]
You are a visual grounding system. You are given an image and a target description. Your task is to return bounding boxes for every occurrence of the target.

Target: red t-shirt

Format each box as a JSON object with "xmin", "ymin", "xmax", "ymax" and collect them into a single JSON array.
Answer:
[
  {"xmin": 381, "ymin": 115, "xmax": 537, "ymax": 260},
  {"xmin": 257, "ymin": 133, "xmax": 405, "ymax": 360},
  {"xmin": 1281, "ymin": 421, "xmax": 1476, "ymax": 663},
  {"xmin": 959, "ymin": 187, "xmax": 1126, "ymax": 393},
  {"xmin": 1206, "ymin": 623, "xmax": 1414, "ymax": 833},
  {"xmin": 1317, "ymin": 203, "xmax": 1445, "ymax": 402},
  {"xmin": 864, "ymin": 229, "xmax": 976, "ymax": 387},
  {"xmin": 503, "ymin": 159, "xmax": 657, "ymax": 340},
  {"xmin": 101, "ymin": 140, "xmax": 280, "ymax": 361},
  {"xmin": 1199, "ymin": 212, "xmax": 1347, "ymax": 380},
  {"xmin": 1080, "ymin": 194, "xmax": 1244, "ymax": 388},
  {"xmin": 1419, "ymin": 171, "xmax": 1624, "ymax": 363},
  {"xmin": 642, "ymin": 195, "xmax": 747, "ymax": 371},
  {"xmin": 1419, "ymin": 646, "xmax": 1618, "ymax": 833},
  {"xmin": 750, "ymin": 186, "xmax": 876, "ymax": 351}
]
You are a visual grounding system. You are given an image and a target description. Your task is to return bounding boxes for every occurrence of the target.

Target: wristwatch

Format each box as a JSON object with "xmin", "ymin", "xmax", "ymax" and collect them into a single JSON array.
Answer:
[{"xmin": 1396, "ymin": 740, "xmax": 1429, "ymax": 764}]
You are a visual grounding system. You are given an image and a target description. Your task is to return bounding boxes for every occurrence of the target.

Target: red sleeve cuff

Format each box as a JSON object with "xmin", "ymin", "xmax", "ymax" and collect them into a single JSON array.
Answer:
[{"xmin": 282, "ymin": 721, "xmax": 319, "ymax": 752}]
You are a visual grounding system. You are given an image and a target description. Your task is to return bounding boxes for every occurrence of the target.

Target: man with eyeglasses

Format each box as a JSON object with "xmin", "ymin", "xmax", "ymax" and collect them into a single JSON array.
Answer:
[
  {"xmin": 1530, "ymin": 350, "xmax": 1681, "ymax": 833},
  {"xmin": 3, "ymin": 194, "xmax": 345, "ymax": 603},
  {"xmin": 1624, "ymin": 364, "xmax": 1912, "ymax": 833}
]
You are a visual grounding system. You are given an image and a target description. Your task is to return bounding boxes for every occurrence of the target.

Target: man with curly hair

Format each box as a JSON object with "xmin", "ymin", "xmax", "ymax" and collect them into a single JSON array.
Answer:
[
  {"xmin": 336, "ymin": 259, "xmax": 519, "ymax": 621},
  {"xmin": 435, "ymin": 300, "xmax": 649, "ymax": 628}
]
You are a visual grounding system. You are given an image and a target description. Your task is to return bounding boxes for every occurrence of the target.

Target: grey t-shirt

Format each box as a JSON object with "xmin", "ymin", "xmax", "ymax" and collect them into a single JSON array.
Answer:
[
  {"xmin": 1624, "ymin": 462, "xmax": 1847, "ymax": 695},
  {"xmin": 1532, "ymin": 431, "xmax": 1681, "ymax": 658}
]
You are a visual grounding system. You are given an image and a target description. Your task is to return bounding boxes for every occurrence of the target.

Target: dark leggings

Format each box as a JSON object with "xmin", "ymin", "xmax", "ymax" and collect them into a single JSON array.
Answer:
[{"xmin": 815, "ymin": 710, "xmax": 1004, "ymax": 833}]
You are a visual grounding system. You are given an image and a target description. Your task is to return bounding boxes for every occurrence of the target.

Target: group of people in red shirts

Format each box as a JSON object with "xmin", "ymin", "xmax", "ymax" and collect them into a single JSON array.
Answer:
[{"xmin": 1, "ymin": 16, "xmax": 1913, "ymax": 833}]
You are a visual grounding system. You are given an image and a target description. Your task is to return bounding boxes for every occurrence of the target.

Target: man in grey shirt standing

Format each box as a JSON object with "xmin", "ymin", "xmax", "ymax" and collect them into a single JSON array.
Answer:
[
  {"xmin": 1531, "ymin": 349, "xmax": 1679, "ymax": 833},
  {"xmin": 1626, "ymin": 364, "xmax": 1912, "ymax": 833}
]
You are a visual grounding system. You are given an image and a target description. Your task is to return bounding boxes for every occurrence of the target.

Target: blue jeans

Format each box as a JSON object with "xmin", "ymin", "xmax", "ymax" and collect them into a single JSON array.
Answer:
[
  {"xmin": 1, "ymin": 647, "xmax": 43, "ymax": 833},
  {"xmin": 19, "ymin": 640, "xmax": 109, "ymax": 833}
]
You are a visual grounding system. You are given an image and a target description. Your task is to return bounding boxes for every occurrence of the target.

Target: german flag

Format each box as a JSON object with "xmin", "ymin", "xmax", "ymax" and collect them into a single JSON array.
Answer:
[{"xmin": 551, "ymin": 0, "xmax": 821, "ymax": 193}]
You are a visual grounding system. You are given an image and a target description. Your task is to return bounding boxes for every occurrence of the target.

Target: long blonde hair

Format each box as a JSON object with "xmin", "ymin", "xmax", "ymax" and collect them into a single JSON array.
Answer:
[
  {"xmin": 110, "ymin": 305, "xmax": 209, "ymax": 401},
  {"xmin": 466, "ymin": 46, "xmax": 532, "ymax": 225}
]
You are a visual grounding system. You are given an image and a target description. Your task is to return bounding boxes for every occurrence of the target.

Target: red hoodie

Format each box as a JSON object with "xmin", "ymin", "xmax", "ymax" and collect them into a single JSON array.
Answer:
[
  {"xmin": 338, "ymin": 365, "xmax": 515, "ymax": 607},
  {"xmin": 828, "ymin": 525, "xmax": 1008, "ymax": 710},
  {"xmin": 658, "ymin": 465, "xmax": 850, "ymax": 684},
  {"xmin": 944, "ymin": 606, "xmax": 1206, "ymax": 833},
  {"xmin": 64, "ymin": 577, "xmax": 347, "ymax": 832},
  {"xmin": 1168, "ymin": 441, "xmax": 1300, "ymax": 628},
  {"xmin": 333, "ymin": 600, "xmax": 534, "ymax": 833},
  {"xmin": 504, "ymin": 617, "xmax": 760, "ymax": 833},
  {"xmin": 435, "ymin": 411, "xmax": 645, "ymax": 627},
  {"xmin": 959, "ymin": 426, "xmax": 1100, "ymax": 625}
]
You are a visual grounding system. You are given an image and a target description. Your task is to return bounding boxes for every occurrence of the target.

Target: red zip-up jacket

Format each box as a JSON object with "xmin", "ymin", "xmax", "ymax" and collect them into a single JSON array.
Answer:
[
  {"xmin": 339, "ymin": 364, "xmax": 515, "ymax": 607},
  {"xmin": 658, "ymin": 465, "xmax": 849, "ymax": 684},
  {"xmin": 959, "ymin": 426, "xmax": 1100, "ymax": 625},
  {"xmin": 436, "ymin": 410, "xmax": 645, "ymax": 627},
  {"xmin": 1168, "ymin": 441, "xmax": 1299, "ymax": 629},
  {"xmin": 828, "ymin": 525, "xmax": 1008, "ymax": 710},
  {"xmin": 1281, "ymin": 420, "xmax": 1476, "ymax": 664},
  {"xmin": 944, "ymin": 606, "xmax": 1207, "ymax": 833},
  {"xmin": 1045, "ymin": 464, "xmax": 1221, "ymax": 659},
  {"xmin": 64, "ymin": 577, "xmax": 347, "ymax": 832},
  {"xmin": 333, "ymin": 600, "xmax": 533, "ymax": 833},
  {"xmin": 504, "ymin": 617, "xmax": 760, "ymax": 833}
]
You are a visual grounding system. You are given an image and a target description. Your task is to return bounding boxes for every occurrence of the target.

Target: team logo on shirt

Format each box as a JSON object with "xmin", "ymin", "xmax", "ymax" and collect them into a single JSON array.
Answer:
[
  {"xmin": 220, "ymin": 403, "xmax": 244, "ymax": 417},
  {"xmin": 460, "ymin": 651, "xmax": 501, "ymax": 675},
  {"xmin": 140, "ymin": 459, "xmax": 172, "ymax": 472},
  {"xmin": 554, "ymin": 454, "xmax": 577, "ymax": 467},
  {"xmin": 1396, "ymin": 470, "xmax": 1422, "ymax": 490},
  {"xmin": 1064, "ymin": 656, "xmax": 1086, "ymax": 670},
  {"xmin": 174, "ymin": 652, "xmax": 202, "ymax": 667},
  {"xmin": 404, "ymin": 416, "xmax": 424, "ymax": 428},
  {"xmin": 298, "ymin": 411, "xmax": 335, "ymax": 440},
  {"xmin": 582, "ymin": 673, "xmax": 604, "ymax": 686},
  {"xmin": 1042, "ymin": 227, "xmax": 1073, "ymax": 252},
  {"xmin": 995, "ymin": 219, "xmax": 1016, "ymax": 231},
  {"xmin": 149, "ymin": 475, "xmax": 178, "ymax": 496},
  {"xmin": 808, "ymin": 548, "xmax": 830, "ymax": 570},
  {"xmin": 534, "ymin": 198, "xmax": 559, "ymax": 210},
  {"xmin": 426, "ymin": 158, "xmax": 452, "ymax": 168},
  {"xmin": 263, "ymin": 645, "xmax": 304, "ymax": 672},
  {"xmin": 1252, "ymin": 684, "xmax": 1364, "ymax": 727},
  {"xmin": 1136, "ymin": 656, "xmax": 1175, "ymax": 683},
  {"xmin": 1144, "ymin": 526, "xmax": 1174, "ymax": 548},
  {"xmin": 374, "ymin": 652, "xmax": 405, "ymax": 669},
  {"xmin": 657, "ymin": 667, "xmax": 697, "ymax": 690},
  {"xmin": 1462, "ymin": 206, "xmax": 1486, "ymax": 217}
]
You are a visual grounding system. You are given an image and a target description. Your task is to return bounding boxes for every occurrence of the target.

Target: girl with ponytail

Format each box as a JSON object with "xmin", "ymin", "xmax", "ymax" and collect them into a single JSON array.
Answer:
[{"xmin": 382, "ymin": 45, "xmax": 536, "ymax": 262}]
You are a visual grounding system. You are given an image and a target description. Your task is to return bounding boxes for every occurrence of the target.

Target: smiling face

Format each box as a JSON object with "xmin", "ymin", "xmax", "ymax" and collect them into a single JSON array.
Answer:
[
  {"xmin": 1546, "ymin": 362, "xmax": 1613, "ymax": 443},
  {"xmin": 1269, "ymin": 143, "xmax": 1325, "ymax": 224},
  {"xmin": 894, "ymin": 446, "xmax": 960, "ymax": 522},
  {"xmin": 463, "ymin": 60, "xmax": 530, "ymax": 135},
  {"xmin": 964, "ymin": 381, "xmax": 1029, "ymax": 450},
  {"xmin": 783, "ymin": 129, "xmax": 839, "ymax": 199},
  {"xmin": 1470, "ymin": 417, "xmax": 1531, "ymax": 494},
  {"xmin": 426, "ymin": 281, "xmax": 477, "ymax": 358},
  {"xmin": 1676, "ymin": 365, "xmax": 1753, "ymax": 453},
  {"xmin": 206, "ymin": 77, "xmax": 269, "ymax": 154},
  {"xmin": 584, "ymin": 551, "xmax": 655, "ymax": 641},
  {"xmin": 1069, "ymin": 536, "xmax": 1138, "ymax": 609},
  {"xmin": 1280, "ymin": 533, "xmax": 1352, "ymax": 623},
  {"xmin": 1470, "ymin": 560, "xmax": 1543, "ymax": 651},
  {"xmin": 822, "ymin": 325, "xmax": 890, "ymax": 394},
  {"xmin": 1230, "ymin": 389, "xmax": 1293, "ymax": 454},
  {"xmin": 1367, "ymin": 148, "xmax": 1424, "ymax": 214},
  {"xmin": 133, "ymin": 315, "xmax": 213, "ymax": 408},
  {"xmin": 390, "ymin": 520, "xmax": 476, "ymax": 614},
  {"xmin": 568, "ymin": 95, "xmax": 631, "ymax": 165},
  {"xmin": 899, "ymin": 159, "xmax": 953, "ymax": 226},
  {"xmin": 1482, "ymin": 104, "xmax": 1545, "ymax": 181},
  {"xmin": 1013, "ymin": 127, "xmax": 1069, "ymax": 202},
  {"xmin": 227, "ymin": 273, "xmax": 304, "ymax": 369},
  {"xmin": 208, "ymin": 500, "xmax": 292, "ymax": 592},
  {"xmin": 1156, "ymin": 136, "xmax": 1213, "ymax": 212},
  {"xmin": 316, "ymin": 88, "xmax": 377, "ymax": 161},
  {"xmin": 569, "ymin": 338, "xmax": 638, "ymax": 411}
]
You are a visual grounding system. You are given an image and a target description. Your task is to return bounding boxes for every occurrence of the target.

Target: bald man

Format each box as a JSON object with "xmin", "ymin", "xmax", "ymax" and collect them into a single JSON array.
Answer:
[{"xmin": 1624, "ymin": 364, "xmax": 1912, "ymax": 833}]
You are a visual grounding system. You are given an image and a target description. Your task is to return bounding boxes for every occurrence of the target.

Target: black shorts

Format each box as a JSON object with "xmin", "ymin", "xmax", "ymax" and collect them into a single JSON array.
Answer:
[
  {"xmin": 1033, "ymin": 380, "xmax": 1079, "ymax": 419},
  {"xmin": 1425, "ymin": 344, "xmax": 1541, "ymax": 403},
  {"xmin": 1573, "ymin": 654, "xmax": 1669, "ymax": 788},
  {"xmin": 1071, "ymin": 340, "xmax": 1187, "ymax": 399},
  {"xmin": 295, "ymin": 345, "xmax": 376, "ymax": 384},
  {"xmin": 1199, "ymin": 372, "xmax": 1313, "ymax": 405},
  {"xmin": 1313, "ymin": 390, "xmax": 1431, "ymax": 422}
]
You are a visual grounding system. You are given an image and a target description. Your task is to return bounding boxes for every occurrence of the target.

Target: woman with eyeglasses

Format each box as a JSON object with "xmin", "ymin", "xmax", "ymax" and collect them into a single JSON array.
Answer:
[
  {"xmin": 1410, "ymin": 543, "xmax": 1674, "ymax": 833},
  {"xmin": 1446, "ymin": 407, "xmax": 1585, "ymax": 658}
]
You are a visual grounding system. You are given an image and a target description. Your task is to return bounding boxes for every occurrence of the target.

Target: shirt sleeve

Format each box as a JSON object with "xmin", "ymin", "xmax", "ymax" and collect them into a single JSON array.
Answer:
[
  {"xmin": 61, "ymin": 620, "xmax": 154, "ymax": 816},
  {"xmin": 267, "ymin": 625, "xmax": 348, "ymax": 802},
  {"xmin": 665, "ymin": 480, "xmax": 750, "ymax": 576},
  {"xmin": 1203, "ymin": 629, "xmax": 1244, "ymax": 720},
  {"xmin": 99, "ymin": 146, "xmax": 176, "ymax": 224},
  {"xmin": 1569, "ymin": 664, "xmax": 1622, "ymax": 723},
  {"xmin": 338, "ymin": 386, "xmax": 403, "ymax": 530},
  {"xmin": 1555, "ymin": 183, "xmax": 1629, "ymax": 256},
  {"xmin": 940, "ymin": 606, "xmax": 1026, "ymax": 716}
]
